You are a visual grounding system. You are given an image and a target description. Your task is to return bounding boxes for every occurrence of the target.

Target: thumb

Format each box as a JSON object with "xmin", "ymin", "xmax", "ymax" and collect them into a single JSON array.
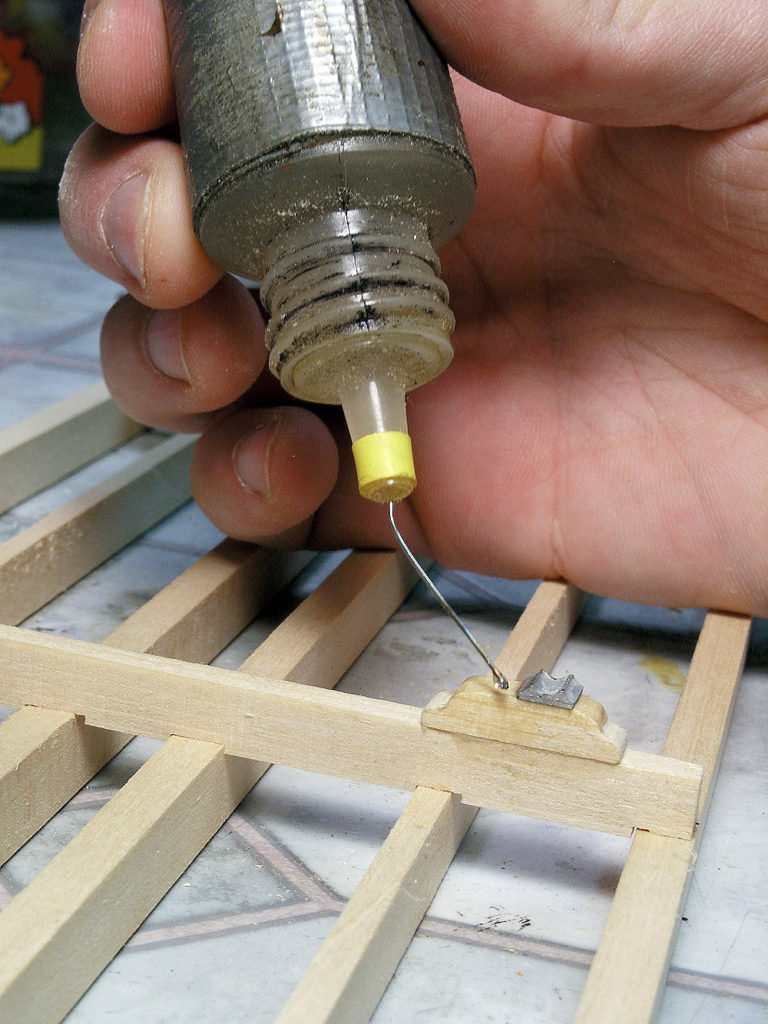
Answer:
[{"xmin": 410, "ymin": 0, "xmax": 768, "ymax": 129}]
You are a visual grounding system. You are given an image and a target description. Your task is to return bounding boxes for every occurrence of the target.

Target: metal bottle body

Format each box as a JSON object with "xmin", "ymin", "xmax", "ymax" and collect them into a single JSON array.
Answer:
[
  {"xmin": 164, "ymin": 0, "xmax": 475, "ymax": 267},
  {"xmin": 163, "ymin": 0, "xmax": 476, "ymax": 499}
]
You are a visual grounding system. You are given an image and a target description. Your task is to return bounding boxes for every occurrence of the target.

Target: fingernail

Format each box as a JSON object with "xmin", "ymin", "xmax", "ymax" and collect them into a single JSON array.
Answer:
[
  {"xmin": 144, "ymin": 309, "xmax": 190, "ymax": 382},
  {"xmin": 101, "ymin": 172, "xmax": 149, "ymax": 288},
  {"xmin": 233, "ymin": 424, "xmax": 280, "ymax": 498}
]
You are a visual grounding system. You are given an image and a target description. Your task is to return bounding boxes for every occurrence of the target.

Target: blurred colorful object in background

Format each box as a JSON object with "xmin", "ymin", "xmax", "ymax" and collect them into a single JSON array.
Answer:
[{"xmin": 0, "ymin": 1, "xmax": 89, "ymax": 216}]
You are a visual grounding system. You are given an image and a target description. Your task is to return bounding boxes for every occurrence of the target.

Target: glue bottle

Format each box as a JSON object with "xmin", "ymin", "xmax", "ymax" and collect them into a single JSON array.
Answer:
[{"xmin": 162, "ymin": 0, "xmax": 476, "ymax": 502}]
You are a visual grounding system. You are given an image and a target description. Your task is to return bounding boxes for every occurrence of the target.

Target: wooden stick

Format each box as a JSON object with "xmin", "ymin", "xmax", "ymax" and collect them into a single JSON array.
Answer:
[
  {"xmin": 0, "ymin": 551, "xmax": 415, "ymax": 1024},
  {"xmin": 573, "ymin": 611, "xmax": 751, "ymax": 1024},
  {"xmin": 277, "ymin": 789, "xmax": 477, "ymax": 1024},
  {"xmin": 0, "ymin": 737, "xmax": 259, "ymax": 1024},
  {"xmin": 106, "ymin": 540, "xmax": 312, "ymax": 664},
  {"xmin": 0, "ymin": 382, "xmax": 142, "ymax": 514},
  {"xmin": 243, "ymin": 549, "xmax": 416, "ymax": 687},
  {"xmin": 0, "ymin": 433, "xmax": 194, "ymax": 625},
  {"xmin": 0, "ymin": 707, "xmax": 132, "ymax": 866},
  {"xmin": 0, "ymin": 541, "xmax": 311, "ymax": 865},
  {"xmin": 0, "ymin": 624, "xmax": 702, "ymax": 840},
  {"xmin": 278, "ymin": 579, "xmax": 582, "ymax": 1024},
  {"xmin": 497, "ymin": 580, "xmax": 587, "ymax": 686},
  {"xmin": 663, "ymin": 611, "xmax": 751, "ymax": 820}
]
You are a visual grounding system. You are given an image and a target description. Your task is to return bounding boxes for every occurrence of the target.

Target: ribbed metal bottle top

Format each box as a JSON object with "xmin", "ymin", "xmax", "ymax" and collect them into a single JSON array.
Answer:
[{"xmin": 168, "ymin": 0, "xmax": 469, "ymax": 160}]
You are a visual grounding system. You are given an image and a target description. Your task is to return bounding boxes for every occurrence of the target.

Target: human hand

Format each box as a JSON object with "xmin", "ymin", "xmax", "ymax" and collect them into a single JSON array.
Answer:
[{"xmin": 60, "ymin": 0, "xmax": 768, "ymax": 615}]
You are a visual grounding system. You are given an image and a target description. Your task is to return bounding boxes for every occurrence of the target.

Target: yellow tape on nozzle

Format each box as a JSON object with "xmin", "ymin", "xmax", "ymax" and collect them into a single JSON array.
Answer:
[{"xmin": 351, "ymin": 431, "xmax": 416, "ymax": 503}]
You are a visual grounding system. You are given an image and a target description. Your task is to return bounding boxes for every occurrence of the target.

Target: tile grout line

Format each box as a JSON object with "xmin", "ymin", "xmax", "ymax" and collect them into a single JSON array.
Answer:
[
  {"xmin": 125, "ymin": 901, "xmax": 340, "ymax": 951},
  {"xmin": 228, "ymin": 814, "xmax": 341, "ymax": 909},
  {"xmin": 418, "ymin": 916, "xmax": 768, "ymax": 1004}
]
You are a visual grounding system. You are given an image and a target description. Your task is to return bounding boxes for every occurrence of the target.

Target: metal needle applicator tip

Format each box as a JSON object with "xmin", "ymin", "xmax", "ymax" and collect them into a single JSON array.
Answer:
[{"xmin": 388, "ymin": 502, "xmax": 509, "ymax": 690}]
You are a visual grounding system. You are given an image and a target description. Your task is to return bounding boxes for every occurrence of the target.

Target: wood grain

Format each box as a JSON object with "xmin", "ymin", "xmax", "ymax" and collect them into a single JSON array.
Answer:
[
  {"xmin": 0, "ymin": 552, "xmax": 416, "ymax": 1024},
  {"xmin": 277, "ymin": 789, "xmax": 477, "ymax": 1024},
  {"xmin": 0, "ymin": 737, "xmax": 258, "ymax": 1024},
  {"xmin": 499, "ymin": 580, "xmax": 586, "ymax": 688},
  {"xmin": 0, "ymin": 382, "xmax": 142, "ymax": 514},
  {"xmin": 422, "ymin": 674, "xmax": 627, "ymax": 764},
  {"xmin": 277, "ymin": 578, "xmax": 583, "ymax": 1024},
  {"xmin": 573, "ymin": 611, "xmax": 751, "ymax": 1024},
  {"xmin": 0, "ymin": 433, "xmax": 194, "ymax": 625},
  {"xmin": 0, "ymin": 541, "xmax": 311, "ymax": 865},
  {"xmin": 0, "ymin": 624, "xmax": 702, "ymax": 839}
]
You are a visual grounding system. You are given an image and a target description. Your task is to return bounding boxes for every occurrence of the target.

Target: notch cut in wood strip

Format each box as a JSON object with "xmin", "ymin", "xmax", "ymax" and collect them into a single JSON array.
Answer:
[
  {"xmin": 573, "ymin": 610, "xmax": 751, "ymax": 1024},
  {"xmin": 0, "ymin": 551, "xmax": 416, "ymax": 1024},
  {"xmin": 0, "ymin": 433, "xmax": 194, "ymax": 626},
  {"xmin": 0, "ymin": 540, "xmax": 312, "ymax": 865},
  {"xmin": 0, "ymin": 382, "xmax": 142, "ymax": 515},
  {"xmin": 278, "ymin": 579, "xmax": 583, "ymax": 1024},
  {"xmin": 0, "ymin": 622, "xmax": 702, "ymax": 838}
]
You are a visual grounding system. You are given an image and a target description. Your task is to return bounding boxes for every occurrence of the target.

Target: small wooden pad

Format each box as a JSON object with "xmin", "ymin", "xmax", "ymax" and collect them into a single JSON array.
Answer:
[{"xmin": 421, "ymin": 675, "xmax": 627, "ymax": 764}]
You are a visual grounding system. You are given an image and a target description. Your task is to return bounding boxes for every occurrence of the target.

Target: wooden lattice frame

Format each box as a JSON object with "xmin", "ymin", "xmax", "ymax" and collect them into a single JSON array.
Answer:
[{"xmin": 0, "ymin": 384, "xmax": 751, "ymax": 1023}]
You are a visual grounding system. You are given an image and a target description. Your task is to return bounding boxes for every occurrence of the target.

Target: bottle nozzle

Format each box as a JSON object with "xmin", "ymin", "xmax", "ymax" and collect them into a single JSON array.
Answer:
[
  {"xmin": 351, "ymin": 431, "xmax": 416, "ymax": 503},
  {"xmin": 260, "ymin": 212, "xmax": 456, "ymax": 504},
  {"xmin": 342, "ymin": 378, "xmax": 416, "ymax": 503}
]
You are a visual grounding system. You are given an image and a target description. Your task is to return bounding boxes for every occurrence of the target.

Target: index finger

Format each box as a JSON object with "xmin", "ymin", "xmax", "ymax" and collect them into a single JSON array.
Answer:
[
  {"xmin": 410, "ymin": 0, "xmax": 768, "ymax": 129},
  {"xmin": 78, "ymin": 0, "xmax": 174, "ymax": 133}
]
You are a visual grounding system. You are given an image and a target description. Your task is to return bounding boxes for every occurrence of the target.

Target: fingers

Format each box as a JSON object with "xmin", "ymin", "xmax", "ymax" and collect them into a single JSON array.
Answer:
[
  {"xmin": 76, "ymin": 0, "xmax": 768, "ymax": 133},
  {"xmin": 412, "ymin": 0, "xmax": 768, "ymax": 129},
  {"xmin": 77, "ymin": 0, "xmax": 768, "ymax": 136},
  {"xmin": 189, "ymin": 410, "xmax": 427, "ymax": 553},
  {"xmin": 99, "ymin": 275, "xmax": 266, "ymax": 432},
  {"xmin": 59, "ymin": 125, "xmax": 221, "ymax": 309},
  {"xmin": 190, "ymin": 407, "xmax": 339, "ymax": 544},
  {"xmin": 78, "ymin": 0, "xmax": 173, "ymax": 133}
]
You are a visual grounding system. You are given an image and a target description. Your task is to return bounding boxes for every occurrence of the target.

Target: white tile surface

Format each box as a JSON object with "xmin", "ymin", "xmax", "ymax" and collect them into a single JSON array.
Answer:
[{"xmin": 0, "ymin": 361, "xmax": 100, "ymax": 427}]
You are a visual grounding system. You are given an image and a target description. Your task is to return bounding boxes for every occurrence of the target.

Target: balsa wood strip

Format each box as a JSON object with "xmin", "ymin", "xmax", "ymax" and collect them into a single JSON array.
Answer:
[
  {"xmin": 497, "ymin": 580, "xmax": 586, "ymax": 691},
  {"xmin": 244, "ymin": 550, "xmax": 415, "ymax": 686},
  {"xmin": 0, "ymin": 382, "xmax": 142, "ymax": 514},
  {"xmin": 278, "ymin": 578, "xmax": 580, "ymax": 1024},
  {"xmin": 0, "ymin": 707, "xmax": 131, "ymax": 866},
  {"xmin": 105, "ymin": 540, "xmax": 313, "ymax": 664},
  {"xmin": 0, "ymin": 541, "xmax": 311, "ymax": 865},
  {"xmin": 0, "ymin": 551, "xmax": 415, "ymax": 1024},
  {"xmin": 0, "ymin": 627, "xmax": 702, "ymax": 839},
  {"xmin": 0, "ymin": 738, "xmax": 259, "ymax": 1024},
  {"xmin": 574, "ymin": 831, "xmax": 692, "ymax": 1024},
  {"xmin": 0, "ymin": 433, "xmax": 195, "ymax": 625},
  {"xmin": 573, "ymin": 611, "xmax": 751, "ymax": 1024},
  {"xmin": 663, "ymin": 611, "xmax": 751, "ymax": 819},
  {"xmin": 277, "ymin": 789, "xmax": 477, "ymax": 1024}
]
